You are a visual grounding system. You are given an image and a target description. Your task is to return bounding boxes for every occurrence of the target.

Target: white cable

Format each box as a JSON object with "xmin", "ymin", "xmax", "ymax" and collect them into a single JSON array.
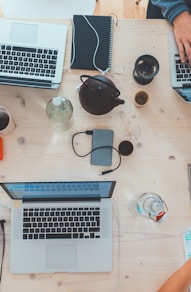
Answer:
[
  {"xmin": 0, "ymin": 202, "xmax": 12, "ymax": 209},
  {"xmin": 82, "ymin": 15, "xmax": 104, "ymax": 74},
  {"xmin": 82, "ymin": 15, "xmax": 111, "ymax": 75},
  {"xmin": 64, "ymin": 15, "xmax": 111, "ymax": 75},
  {"xmin": 63, "ymin": 18, "xmax": 76, "ymax": 70}
]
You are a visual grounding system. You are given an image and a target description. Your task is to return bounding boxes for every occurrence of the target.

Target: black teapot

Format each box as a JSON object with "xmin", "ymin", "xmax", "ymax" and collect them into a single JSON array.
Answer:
[{"xmin": 79, "ymin": 75, "xmax": 125, "ymax": 115}]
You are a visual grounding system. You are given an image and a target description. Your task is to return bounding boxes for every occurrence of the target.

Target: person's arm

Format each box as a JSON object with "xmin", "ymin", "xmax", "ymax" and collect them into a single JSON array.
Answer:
[
  {"xmin": 158, "ymin": 258, "xmax": 191, "ymax": 292},
  {"xmin": 151, "ymin": 0, "xmax": 191, "ymax": 64},
  {"xmin": 151, "ymin": 0, "xmax": 190, "ymax": 23}
]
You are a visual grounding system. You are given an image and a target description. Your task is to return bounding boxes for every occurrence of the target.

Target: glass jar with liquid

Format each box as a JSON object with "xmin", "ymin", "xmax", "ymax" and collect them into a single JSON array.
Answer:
[
  {"xmin": 136, "ymin": 192, "xmax": 168, "ymax": 222},
  {"xmin": 46, "ymin": 96, "xmax": 73, "ymax": 130}
]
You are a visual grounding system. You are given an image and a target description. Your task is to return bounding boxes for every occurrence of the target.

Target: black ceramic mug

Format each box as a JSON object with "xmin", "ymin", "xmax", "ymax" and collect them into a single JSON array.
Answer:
[{"xmin": 133, "ymin": 54, "xmax": 160, "ymax": 85}]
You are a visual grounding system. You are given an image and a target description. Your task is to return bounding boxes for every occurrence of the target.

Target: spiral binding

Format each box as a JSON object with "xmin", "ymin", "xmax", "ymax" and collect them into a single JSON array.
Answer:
[{"xmin": 107, "ymin": 18, "xmax": 114, "ymax": 72}]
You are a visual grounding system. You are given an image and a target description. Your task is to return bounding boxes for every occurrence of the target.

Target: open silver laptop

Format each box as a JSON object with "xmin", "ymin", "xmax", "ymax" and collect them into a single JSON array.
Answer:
[
  {"xmin": 0, "ymin": 19, "xmax": 67, "ymax": 89},
  {"xmin": 169, "ymin": 30, "xmax": 191, "ymax": 102},
  {"xmin": 0, "ymin": 181, "xmax": 116, "ymax": 274}
]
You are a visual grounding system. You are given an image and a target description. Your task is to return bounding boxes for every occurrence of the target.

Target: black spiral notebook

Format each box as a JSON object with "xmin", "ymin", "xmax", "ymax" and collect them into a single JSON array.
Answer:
[{"xmin": 71, "ymin": 15, "xmax": 113, "ymax": 71}]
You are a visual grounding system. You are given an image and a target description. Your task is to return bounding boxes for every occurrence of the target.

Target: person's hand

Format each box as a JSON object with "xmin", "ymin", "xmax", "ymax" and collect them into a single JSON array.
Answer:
[
  {"xmin": 173, "ymin": 11, "xmax": 191, "ymax": 64},
  {"xmin": 157, "ymin": 257, "xmax": 191, "ymax": 292}
]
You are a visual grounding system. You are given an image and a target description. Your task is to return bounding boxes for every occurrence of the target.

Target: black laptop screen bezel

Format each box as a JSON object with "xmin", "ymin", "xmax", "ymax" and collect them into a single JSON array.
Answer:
[{"xmin": 0, "ymin": 181, "xmax": 116, "ymax": 202}]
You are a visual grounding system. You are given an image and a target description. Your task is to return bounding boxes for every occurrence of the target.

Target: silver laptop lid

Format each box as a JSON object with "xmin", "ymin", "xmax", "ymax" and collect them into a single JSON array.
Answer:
[
  {"xmin": 0, "ymin": 181, "xmax": 116, "ymax": 201},
  {"xmin": 168, "ymin": 30, "xmax": 191, "ymax": 102}
]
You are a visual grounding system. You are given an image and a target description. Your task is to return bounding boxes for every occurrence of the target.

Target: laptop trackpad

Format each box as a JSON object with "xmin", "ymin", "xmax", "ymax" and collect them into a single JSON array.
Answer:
[
  {"xmin": 46, "ymin": 245, "xmax": 77, "ymax": 268},
  {"xmin": 10, "ymin": 22, "xmax": 38, "ymax": 44}
]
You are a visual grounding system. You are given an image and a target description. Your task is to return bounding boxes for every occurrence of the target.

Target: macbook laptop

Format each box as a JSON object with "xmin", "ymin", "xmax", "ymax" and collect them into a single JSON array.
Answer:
[
  {"xmin": 169, "ymin": 30, "xmax": 191, "ymax": 102},
  {"xmin": 0, "ymin": 19, "xmax": 67, "ymax": 89},
  {"xmin": 0, "ymin": 180, "xmax": 116, "ymax": 274}
]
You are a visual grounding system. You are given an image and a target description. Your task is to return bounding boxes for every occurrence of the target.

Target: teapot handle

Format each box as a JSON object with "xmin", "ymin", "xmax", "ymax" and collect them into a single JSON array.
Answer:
[{"xmin": 80, "ymin": 75, "xmax": 121, "ymax": 97}]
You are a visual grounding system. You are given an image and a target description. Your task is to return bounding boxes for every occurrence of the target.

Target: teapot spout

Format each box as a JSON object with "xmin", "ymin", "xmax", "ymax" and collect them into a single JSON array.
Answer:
[
  {"xmin": 119, "ymin": 99, "xmax": 125, "ymax": 104},
  {"xmin": 114, "ymin": 98, "xmax": 125, "ymax": 107}
]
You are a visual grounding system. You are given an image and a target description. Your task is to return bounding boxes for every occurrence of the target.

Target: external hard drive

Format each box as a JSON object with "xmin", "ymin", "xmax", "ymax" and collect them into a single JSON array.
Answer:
[{"xmin": 91, "ymin": 129, "xmax": 113, "ymax": 166}]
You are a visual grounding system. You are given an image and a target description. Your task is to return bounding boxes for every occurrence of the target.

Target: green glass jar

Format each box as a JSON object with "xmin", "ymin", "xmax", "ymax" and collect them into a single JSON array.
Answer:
[{"xmin": 46, "ymin": 96, "xmax": 73, "ymax": 130}]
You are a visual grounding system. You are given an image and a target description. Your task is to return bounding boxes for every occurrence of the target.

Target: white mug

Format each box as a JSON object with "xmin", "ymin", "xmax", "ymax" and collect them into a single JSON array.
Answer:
[{"xmin": 0, "ymin": 106, "xmax": 15, "ymax": 135}]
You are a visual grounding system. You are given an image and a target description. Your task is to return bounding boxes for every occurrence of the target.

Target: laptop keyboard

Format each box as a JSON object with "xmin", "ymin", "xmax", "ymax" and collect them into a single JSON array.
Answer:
[
  {"xmin": 22, "ymin": 206, "xmax": 101, "ymax": 240},
  {"xmin": 175, "ymin": 54, "xmax": 191, "ymax": 82},
  {"xmin": 0, "ymin": 45, "xmax": 58, "ymax": 78}
]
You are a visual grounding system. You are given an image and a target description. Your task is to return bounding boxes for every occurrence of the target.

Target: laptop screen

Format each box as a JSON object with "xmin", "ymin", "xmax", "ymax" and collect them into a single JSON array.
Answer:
[{"xmin": 0, "ymin": 181, "xmax": 116, "ymax": 201}]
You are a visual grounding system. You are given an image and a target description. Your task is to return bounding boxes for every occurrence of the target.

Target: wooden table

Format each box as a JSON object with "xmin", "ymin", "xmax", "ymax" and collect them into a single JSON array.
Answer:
[{"xmin": 0, "ymin": 18, "xmax": 191, "ymax": 292}]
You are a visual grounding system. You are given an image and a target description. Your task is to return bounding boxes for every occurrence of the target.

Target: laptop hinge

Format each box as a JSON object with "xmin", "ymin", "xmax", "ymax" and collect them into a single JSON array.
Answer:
[
  {"xmin": 183, "ymin": 84, "xmax": 191, "ymax": 89},
  {"xmin": 0, "ymin": 75, "xmax": 52, "ymax": 88},
  {"xmin": 22, "ymin": 198, "xmax": 101, "ymax": 203}
]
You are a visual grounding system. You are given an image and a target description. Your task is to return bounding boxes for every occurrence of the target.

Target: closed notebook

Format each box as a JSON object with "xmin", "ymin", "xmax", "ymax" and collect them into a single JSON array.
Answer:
[{"xmin": 71, "ymin": 15, "xmax": 113, "ymax": 71}]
